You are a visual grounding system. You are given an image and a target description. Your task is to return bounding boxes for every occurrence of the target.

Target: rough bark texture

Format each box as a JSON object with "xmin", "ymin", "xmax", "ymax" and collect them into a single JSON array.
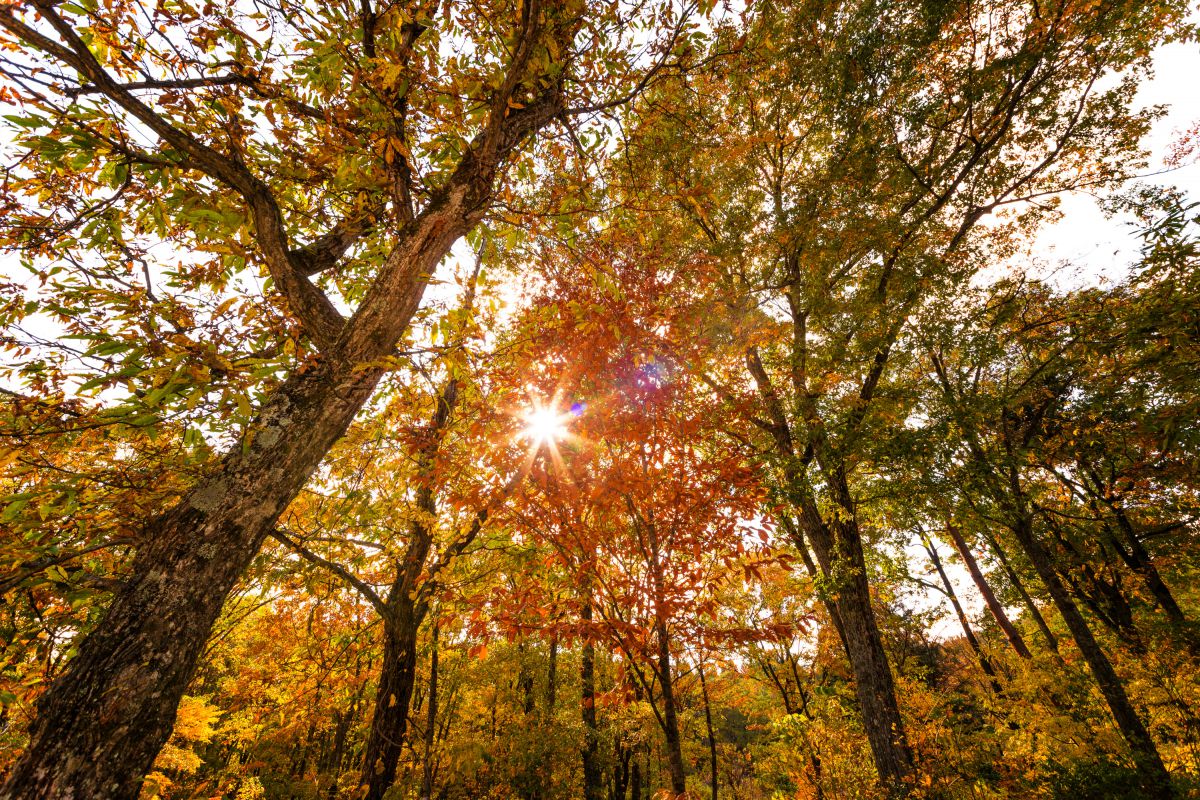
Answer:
[
  {"xmin": 0, "ymin": 0, "xmax": 580, "ymax": 793},
  {"xmin": 0, "ymin": 35, "xmax": 568, "ymax": 790},
  {"xmin": 746, "ymin": 348, "xmax": 914, "ymax": 794},
  {"xmin": 797, "ymin": 492, "xmax": 915, "ymax": 793},
  {"xmin": 0, "ymin": 361, "xmax": 382, "ymax": 800}
]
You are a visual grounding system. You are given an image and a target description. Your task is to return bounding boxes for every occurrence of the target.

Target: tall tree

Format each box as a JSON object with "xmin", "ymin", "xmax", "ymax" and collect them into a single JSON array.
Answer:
[
  {"xmin": 0, "ymin": 0, "xmax": 687, "ymax": 794},
  {"xmin": 618, "ymin": 0, "xmax": 1183, "ymax": 790}
]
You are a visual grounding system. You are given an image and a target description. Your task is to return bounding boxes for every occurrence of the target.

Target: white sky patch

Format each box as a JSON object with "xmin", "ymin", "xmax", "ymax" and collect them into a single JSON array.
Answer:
[{"xmin": 1024, "ymin": 29, "xmax": 1200, "ymax": 289}]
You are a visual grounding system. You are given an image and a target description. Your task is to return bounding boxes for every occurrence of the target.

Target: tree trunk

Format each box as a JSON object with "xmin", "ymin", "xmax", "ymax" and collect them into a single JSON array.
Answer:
[
  {"xmin": 1108, "ymin": 506, "xmax": 1186, "ymax": 626},
  {"xmin": 796, "ymin": 484, "xmax": 915, "ymax": 794},
  {"xmin": 1011, "ymin": 515, "xmax": 1173, "ymax": 798},
  {"xmin": 420, "ymin": 623, "xmax": 440, "ymax": 800},
  {"xmin": 922, "ymin": 535, "xmax": 1004, "ymax": 695},
  {"xmin": 655, "ymin": 617, "xmax": 687, "ymax": 798},
  {"xmin": 698, "ymin": 661, "xmax": 718, "ymax": 800},
  {"xmin": 0, "ymin": 361, "xmax": 384, "ymax": 800},
  {"xmin": 1078, "ymin": 463, "xmax": 1188, "ymax": 628},
  {"xmin": 944, "ymin": 523, "xmax": 1032, "ymax": 659},
  {"xmin": 360, "ymin": 600, "xmax": 424, "ymax": 800},
  {"xmin": 581, "ymin": 594, "xmax": 603, "ymax": 800},
  {"xmin": 983, "ymin": 528, "xmax": 1060, "ymax": 654},
  {"xmin": 644, "ymin": 520, "xmax": 687, "ymax": 798}
]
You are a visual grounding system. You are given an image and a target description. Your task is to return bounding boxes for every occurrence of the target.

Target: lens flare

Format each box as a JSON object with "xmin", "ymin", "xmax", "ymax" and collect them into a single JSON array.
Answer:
[{"xmin": 523, "ymin": 405, "xmax": 568, "ymax": 445}]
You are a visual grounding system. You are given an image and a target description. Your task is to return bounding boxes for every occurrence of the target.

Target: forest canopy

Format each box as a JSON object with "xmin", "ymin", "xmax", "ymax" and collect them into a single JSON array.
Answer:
[{"xmin": 0, "ymin": 0, "xmax": 1198, "ymax": 798}]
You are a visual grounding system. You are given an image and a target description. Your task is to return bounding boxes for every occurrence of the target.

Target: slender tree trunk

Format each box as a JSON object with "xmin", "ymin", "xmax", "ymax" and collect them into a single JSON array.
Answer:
[
  {"xmin": 923, "ymin": 535, "xmax": 1004, "ymax": 695},
  {"xmin": 781, "ymin": 516, "xmax": 851, "ymax": 656},
  {"xmin": 1011, "ymin": 515, "xmax": 1173, "ymax": 798},
  {"xmin": 698, "ymin": 660, "xmax": 718, "ymax": 800},
  {"xmin": 655, "ymin": 617, "xmax": 688, "ymax": 798},
  {"xmin": 944, "ymin": 523, "xmax": 1032, "ymax": 659},
  {"xmin": 360, "ymin": 601, "xmax": 424, "ymax": 800},
  {"xmin": 517, "ymin": 641, "xmax": 543, "ymax": 800},
  {"xmin": 581, "ymin": 592, "xmax": 603, "ymax": 800},
  {"xmin": 614, "ymin": 740, "xmax": 631, "ymax": 800},
  {"xmin": 645, "ymin": 520, "xmax": 687, "ymax": 798},
  {"xmin": 359, "ymin": 376, "xmax": 459, "ymax": 800},
  {"xmin": 982, "ymin": 528, "xmax": 1060, "ymax": 653},
  {"xmin": 547, "ymin": 634, "xmax": 559, "ymax": 711},
  {"xmin": 420, "ymin": 623, "xmax": 440, "ymax": 800},
  {"xmin": 0, "ymin": 361, "xmax": 384, "ymax": 800}
]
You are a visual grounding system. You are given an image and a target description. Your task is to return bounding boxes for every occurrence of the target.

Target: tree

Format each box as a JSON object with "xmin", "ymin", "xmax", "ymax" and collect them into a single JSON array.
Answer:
[
  {"xmin": 613, "ymin": 0, "xmax": 1184, "ymax": 790},
  {"xmin": 0, "ymin": 0, "xmax": 690, "ymax": 794}
]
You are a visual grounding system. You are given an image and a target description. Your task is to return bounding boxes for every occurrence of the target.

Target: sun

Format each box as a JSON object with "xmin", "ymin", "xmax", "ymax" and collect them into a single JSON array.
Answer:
[{"xmin": 522, "ymin": 405, "xmax": 569, "ymax": 445}]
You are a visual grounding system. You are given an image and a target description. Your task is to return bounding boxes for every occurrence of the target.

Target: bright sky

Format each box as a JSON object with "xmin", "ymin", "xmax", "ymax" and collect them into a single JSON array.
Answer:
[{"xmin": 1028, "ymin": 31, "xmax": 1200, "ymax": 289}]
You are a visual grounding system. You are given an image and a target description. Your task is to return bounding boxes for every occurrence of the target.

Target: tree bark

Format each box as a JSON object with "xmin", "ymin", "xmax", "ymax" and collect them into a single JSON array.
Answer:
[
  {"xmin": 1077, "ymin": 463, "xmax": 1188, "ymax": 628},
  {"xmin": 698, "ymin": 660, "xmax": 718, "ymax": 800},
  {"xmin": 796, "ymin": 483, "xmax": 915, "ymax": 794},
  {"xmin": 638, "ymin": 514, "xmax": 687, "ymax": 798},
  {"xmin": 0, "ymin": 361, "xmax": 383, "ymax": 800},
  {"xmin": 746, "ymin": 351, "xmax": 913, "ymax": 794},
  {"xmin": 0, "ymin": 3, "xmax": 574, "ymax": 793},
  {"xmin": 420, "ymin": 623, "xmax": 440, "ymax": 800},
  {"xmin": 655, "ymin": 616, "xmax": 687, "ymax": 798},
  {"xmin": 360, "ymin": 599, "xmax": 424, "ymax": 800},
  {"xmin": 944, "ymin": 523, "xmax": 1032, "ymax": 659},
  {"xmin": 581, "ymin": 593, "xmax": 603, "ymax": 800}
]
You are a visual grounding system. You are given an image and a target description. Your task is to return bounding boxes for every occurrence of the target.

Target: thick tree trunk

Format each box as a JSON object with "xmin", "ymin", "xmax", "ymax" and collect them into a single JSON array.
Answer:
[
  {"xmin": 0, "ymin": 361, "xmax": 383, "ymax": 800},
  {"xmin": 829, "ymin": 527, "xmax": 913, "ymax": 792},
  {"xmin": 797, "ymin": 485, "xmax": 914, "ymax": 793},
  {"xmin": 944, "ymin": 524, "xmax": 1032, "ymax": 659},
  {"xmin": 1011, "ymin": 516, "xmax": 1173, "ymax": 798}
]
